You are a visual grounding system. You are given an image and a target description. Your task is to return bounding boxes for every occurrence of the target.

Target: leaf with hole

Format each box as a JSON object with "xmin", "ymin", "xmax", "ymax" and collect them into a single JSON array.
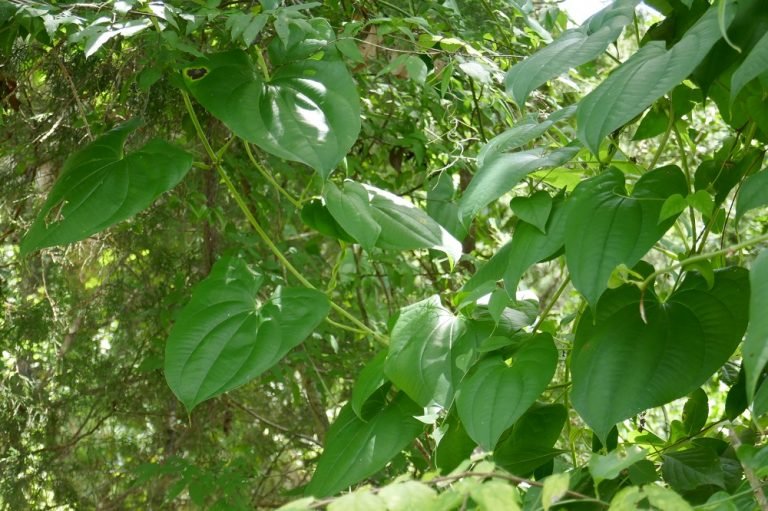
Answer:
[
  {"xmin": 572, "ymin": 267, "xmax": 749, "ymax": 442},
  {"xmin": 21, "ymin": 120, "xmax": 193, "ymax": 255},
  {"xmin": 164, "ymin": 256, "xmax": 330, "ymax": 411},
  {"xmin": 565, "ymin": 165, "xmax": 688, "ymax": 308},
  {"xmin": 456, "ymin": 334, "xmax": 558, "ymax": 449},
  {"xmin": 183, "ymin": 48, "xmax": 360, "ymax": 178}
]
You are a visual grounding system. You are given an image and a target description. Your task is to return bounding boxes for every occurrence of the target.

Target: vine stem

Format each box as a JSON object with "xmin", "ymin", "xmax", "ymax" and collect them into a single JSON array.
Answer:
[
  {"xmin": 640, "ymin": 232, "xmax": 768, "ymax": 291},
  {"xmin": 243, "ymin": 142, "xmax": 302, "ymax": 209},
  {"xmin": 532, "ymin": 273, "xmax": 570, "ymax": 334},
  {"xmin": 181, "ymin": 91, "xmax": 387, "ymax": 345}
]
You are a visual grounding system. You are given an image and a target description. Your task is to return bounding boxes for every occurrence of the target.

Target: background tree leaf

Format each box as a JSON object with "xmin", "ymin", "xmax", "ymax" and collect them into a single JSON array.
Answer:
[
  {"xmin": 565, "ymin": 166, "xmax": 688, "ymax": 308},
  {"xmin": 183, "ymin": 49, "xmax": 360, "ymax": 178},
  {"xmin": 21, "ymin": 120, "xmax": 193, "ymax": 254},
  {"xmin": 306, "ymin": 393, "xmax": 422, "ymax": 498},
  {"xmin": 572, "ymin": 268, "xmax": 749, "ymax": 441},
  {"xmin": 456, "ymin": 334, "xmax": 557, "ymax": 449},
  {"xmin": 164, "ymin": 256, "xmax": 330, "ymax": 411}
]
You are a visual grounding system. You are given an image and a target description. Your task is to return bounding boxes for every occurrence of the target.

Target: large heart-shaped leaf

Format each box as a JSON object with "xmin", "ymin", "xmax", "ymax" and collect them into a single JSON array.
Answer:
[
  {"xmin": 565, "ymin": 166, "xmax": 688, "ymax": 308},
  {"xmin": 493, "ymin": 403, "xmax": 567, "ymax": 476},
  {"xmin": 324, "ymin": 181, "xmax": 462, "ymax": 265},
  {"xmin": 306, "ymin": 393, "xmax": 422, "ymax": 497},
  {"xmin": 384, "ymin": 296, "xmax": 466, "ymax": 408},
  {"xmin": 183, "ymin": 49, "xmax": 360, "ymax": 178},
  {"xmin": 571, "ymin": 267, "xmax": 749, "ymax": 441},
  {"xmin": 744, "ymin": 249, "xmax": 768, "ymax": 401},
  {"xmin": 164, "ymin": 255, "xmax": 330, "ymax": 411},
  {"xmin": 459, "ymin": 145, "xmax": 579, "ymax": 222},
  {"xmin": 21, "ymin": 120, "xmax": 192, "ymax": 255},
  {"xmin": 576, "ymin": 4, "xmax": 730, "ymax": 155},
  {"xmin": 456, "ymin": 334, "xmax": 557, "ymax": 449},
  {"xmin": 505, "ymin": 0, "xmax": 638, "ymax": 105}
]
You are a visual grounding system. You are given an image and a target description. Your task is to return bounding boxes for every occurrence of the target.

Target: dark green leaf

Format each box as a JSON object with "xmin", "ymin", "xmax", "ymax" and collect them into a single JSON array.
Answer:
[
  {"xmin": 164, "ymin": 256, "xmax": 330, "ymax": 411},
  {"xmin": 577, "ymin": 4, "xmax": 730, "ymax": 155},
  {"xmin": 572, "ymin": 268, "xmax": 749, "ymax": 441},
  {"xmin": 350, "ymin": 351, "xmax": 388, "ymax": 419},
  {"xmin": 493, "ymin": 403, "xmax": 567, "ymax": 476},
  {"xmin": 459, "ymin": 145, "xmax": 579, "ymax": 221},
  {"xmin": 510, "ymin": 191, "xmax": 552, "ymax": 234},
  {"xmin": 565, "ymin": 166, "xmax": 688, "ymax": 308},
  {"xmin": 456, "ymin": 334, "xmax": 558, "ymax": 449},
  {"xmin": 682, "ymin": 388, "xmax": 708, "ymax": 435},
  {"xmin": 736, "ymin": 168, "xmax": 768, "ymax": 221},
  {"xmin": 384, "ymin": 296, "xmax": 466, "ymax": 408},
  {"xmin": 435, "ymin": 411, "xmax": 476, "ymax": 474},
  {"xmin": 744, "ymin": 249, "xmax": 768, "ymax": 401},
  {"xmin": 306, "ymin": 393, "xmax": 422, "ymax": 497},
  {"xmin": 324, "ymin": 181, "xmax": 380, "ymax": 250},
  {"xmin": 183, "ymin": 49, "xmax": 360, "ymax": 178},
  {"xmin": 731, "ymin": 31, "xmax": 768, "ymax": 102},
  {"xmin": 504, "ymin": 0, "xmax": 638, "ymax": 105},
  {"xmin": 21, "ymin": 120, "xmax": 192, "ymax": 255},
  {"xmin": 662, "ymin": 445, "xmax": 725, "ymax": 492},
  {"xmin": 300, "ymin": 198, "xmax": 355, "ymax": 243}
]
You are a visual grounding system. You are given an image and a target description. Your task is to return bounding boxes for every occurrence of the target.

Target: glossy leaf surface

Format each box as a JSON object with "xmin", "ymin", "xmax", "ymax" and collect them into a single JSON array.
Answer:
[
  {"xmin": 572, "ymin": 268, "xmax": 749, "ymax": 441},
  {"xmin": 165, "ymin": 256, "xmax": 330, "ymax": 411},
  {"xmin": 21, "ymin": 120, "xmax": 192, "ymax": 254}
]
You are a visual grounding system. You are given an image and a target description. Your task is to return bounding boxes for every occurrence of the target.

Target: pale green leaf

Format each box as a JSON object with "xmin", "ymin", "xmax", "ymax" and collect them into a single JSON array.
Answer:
[
  {"xmin": 577, "ymin": 5, "xmax": 731, "ymax": 155},
  {"xmin": 589, "ymin": 446, "xmax": 648, "ymax": 482},
  {"xmin": 644, "ymin": 485, "xmax": 694, "ymax": 511},
  {"xmin": 744, "ymin": 249, "xmax": 768, "ymax": 401},
  {"xmin": 541, "ymin": 473, "xmax": 569, "ymax": 511},
  {"xmin": 470, "ymin": 481, "xmax": 520, "ymax": 511},
  {"xmin": 328, "ymin": 490, "xmax": 386, "ymax": 511},
  {"xmin": 21, "ymin": 120, "xmax": 192, "ymax": 255},
  {"xmin": 659, "ymin": 194, "xmax": 687, "ymax": 223},
  {"xmin": 378, "ymin": 481, "xmax": 437, "ymax": 511}
]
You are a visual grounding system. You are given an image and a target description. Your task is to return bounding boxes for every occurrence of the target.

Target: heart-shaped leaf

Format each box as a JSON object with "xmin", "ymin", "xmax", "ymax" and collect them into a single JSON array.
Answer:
[
  {"xmin": 505, "ymin": 0, "xmax": 637, "ymax": 105},
  {"xmin": 306, "ymin": 393, "xmax": 422, "ymax": 497},
  {"xmin": 21, "ymin": 119, "xmax": 193, "ymax": 255},
  {"xmin": 510, "ymin": 191, "xmax": 552, "ymax": 234},
  {"xmin": 164, "ymin": 255, "xmax": 330, "ymax": 411},
  {"xmin": 384, "ymin": 296, "xmax": 466, "ymax": 408},
  {"xmin": 565, "ymin": 166, "xmax": 688, "ymax": 308},
  {"xmin": 456, "ymin": 334, "xmax": 558, "ymax": 449},
  {"xmin": 571, "ymin": 267, "xmax": 749, "ymax": 441},
  {"xmin": 577, "ymin": 4, "xmax": 729, "ymax": 155},
  {"xmin": 183, "ymin": 48, "xmax": 360, "ymax": 178}
]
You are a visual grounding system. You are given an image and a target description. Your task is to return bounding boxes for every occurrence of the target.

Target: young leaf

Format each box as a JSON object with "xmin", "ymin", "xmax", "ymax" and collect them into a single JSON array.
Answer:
[
  {"xmin": 571, "ymin": 268, "xmax": 749, "ymax": 442},
  {"xmin": 510, "ymin": 190, "xmax": 553, "ymax": 234},
  {"xmin": 504, "ymin": 0, "xmax": 638, "ymax": 105},
  {"xmin": 744, "ymin": 249, "xmax": 768, "ymax": 401},
  {"xmin": 384, "ymin": 296, "xmax": 466, "ymax": 408},
  {"xmin": 565, "ymin": 166, "xmax": 688, "ymax": 308},
  {"xmin": 577, "ymin": 4, "xmax": 731, "ymax": 155},
  {"xmin": 183, "ymin": 49, "xmax": 360, "ymax": 178},
  {"xmin": 459, "ymin": 145, "xmax": 579, "ymax": 221},
  {"xmin": 493, "ymin": 403, "xmax": 567, "ymax": 476},
  {"xmin": 378, "ymin": 481, "xmax": 437, "ymax": 511},
  {"xmin": 306, "ymin": 393, "xmax": 422, "ymax": 497},
  {"xmin": 164, "ymin": 256, "xmax": 330, "ymax": 411},
  {"xmin": 456, "ymin": 334, "xmax": 558, "ymax": 450},
  {"xmin": 21, "ymin": 120, "xmax": 193, "ymax": 255}
]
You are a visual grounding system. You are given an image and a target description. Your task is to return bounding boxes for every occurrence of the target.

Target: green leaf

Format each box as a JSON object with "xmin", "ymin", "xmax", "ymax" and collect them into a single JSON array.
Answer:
[
  {"xmin": 324, "ymin": 181, "xmax": 381, "ymax": 250},
  {"xmin": 744, "ymin": 249, "xmax": 768, "ymax": 401},
  {"xmin": 183, "ymin": 49, "xmax": 360, "ymax": 178},
  {"xmin": 384, "ymin": 296, "xmax": 465, "ymax": 407},
  {"xmin": 662, "ymin": 445, "xmax": 725, "ymax": 491},
  {"xmin": 510, "ymin": 191, "xmax": 553, "ymax": 234},
  {"xmin": 504, "ymin": 0, "xmax": 638, "ymax": 105},
  {"xmin": 659, "ymin": 194, "xmax": 688, "ymax": 223},
  {"xmin": 378, "ymin": 481, "xmax": 437, "ymax": 511},
  {"xmin": 589, "ymin": 446, "xmax": 647, "ymax": 482},
  {"xmin": 328, "ymin": 490, "xmax": 386, "ymax": 511},
  {"xmin": 577, "ymin": 4, "xmax": 730, "ymax": 155},
  {"xmin": 735, "ymin": 167, "xmax": 768, "ymax": 221},
  {"xmin": 164, "ymin": 256, "xmax": 330, "ymax": 411},
  {"xmin": 21, "ymin": 120, "xmax": 193, "ymax": 255},
  {"xmin": 306, "ymin": 393, "xmax": 422, "ymax": 497},
  {"xmin": 687, "ymin": 190, "xmax": 715, "ymax": 217},
  {"xmin": 456, "ymin": 334, "xmax": 558, "ymax": 449},
  {"xmin": 459, "ymin": 145, "xmax": 579, "ymax": 221},
  {"xmin": 350, "ymin": 351, "xmax": 388, "ymax": 419},
  {"xmin": 608, "ymin": 487, "xmax": 645, "ymax": 511},
  {"xmin": 571, "ymin": 267, "xmax": 749, "ymax": 441},
  {"xmin": 731, "ymin": 31, "xmax": 768, "ymax": 103},
  {"xmin": 493, "ymin": 403, "xmax": 567, "ymax": 476},
  {"xmin": 643, "ymin": 485, "xmax": 694, "ymax": 511},
  {"xmin": 470, "ymin": 481, "xmax": 520, "ymax": 511},
  {"xmin": 459, "ymin": 192, "xmax": 569, "ymax": 306},
  {"xmin": 565, "ymin": 166, "xmax": 688, "ymax": 308},
  {"xmin": 435, "ymin": 411, "xmax": 476, "ymax": 473},
  {"xmin": 300, "ymin": 198, "xmax": 355, "ymax": 243},
  {"xmin": 541, "ymin": 473, "xmax": 569, "ymax": 511},
  {"xmin": 682, "ymin": 388, "xmax": 708, "ymax": 435},
  {"xmin": 366, "ymin": 184, "xmax": 462, "ymax": 265}
]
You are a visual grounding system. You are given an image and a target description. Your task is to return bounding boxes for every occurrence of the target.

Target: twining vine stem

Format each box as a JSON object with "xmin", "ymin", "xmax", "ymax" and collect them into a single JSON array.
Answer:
[{"xmin": 181, "ymin": 91, "xmax": 388, "ymax": 345}]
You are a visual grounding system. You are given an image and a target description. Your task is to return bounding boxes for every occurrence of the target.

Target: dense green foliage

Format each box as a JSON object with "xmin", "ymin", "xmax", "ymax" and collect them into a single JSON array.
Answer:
[{"xmin": 1, "ymin": 0, "xmax": 768, "ymax": 509}]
